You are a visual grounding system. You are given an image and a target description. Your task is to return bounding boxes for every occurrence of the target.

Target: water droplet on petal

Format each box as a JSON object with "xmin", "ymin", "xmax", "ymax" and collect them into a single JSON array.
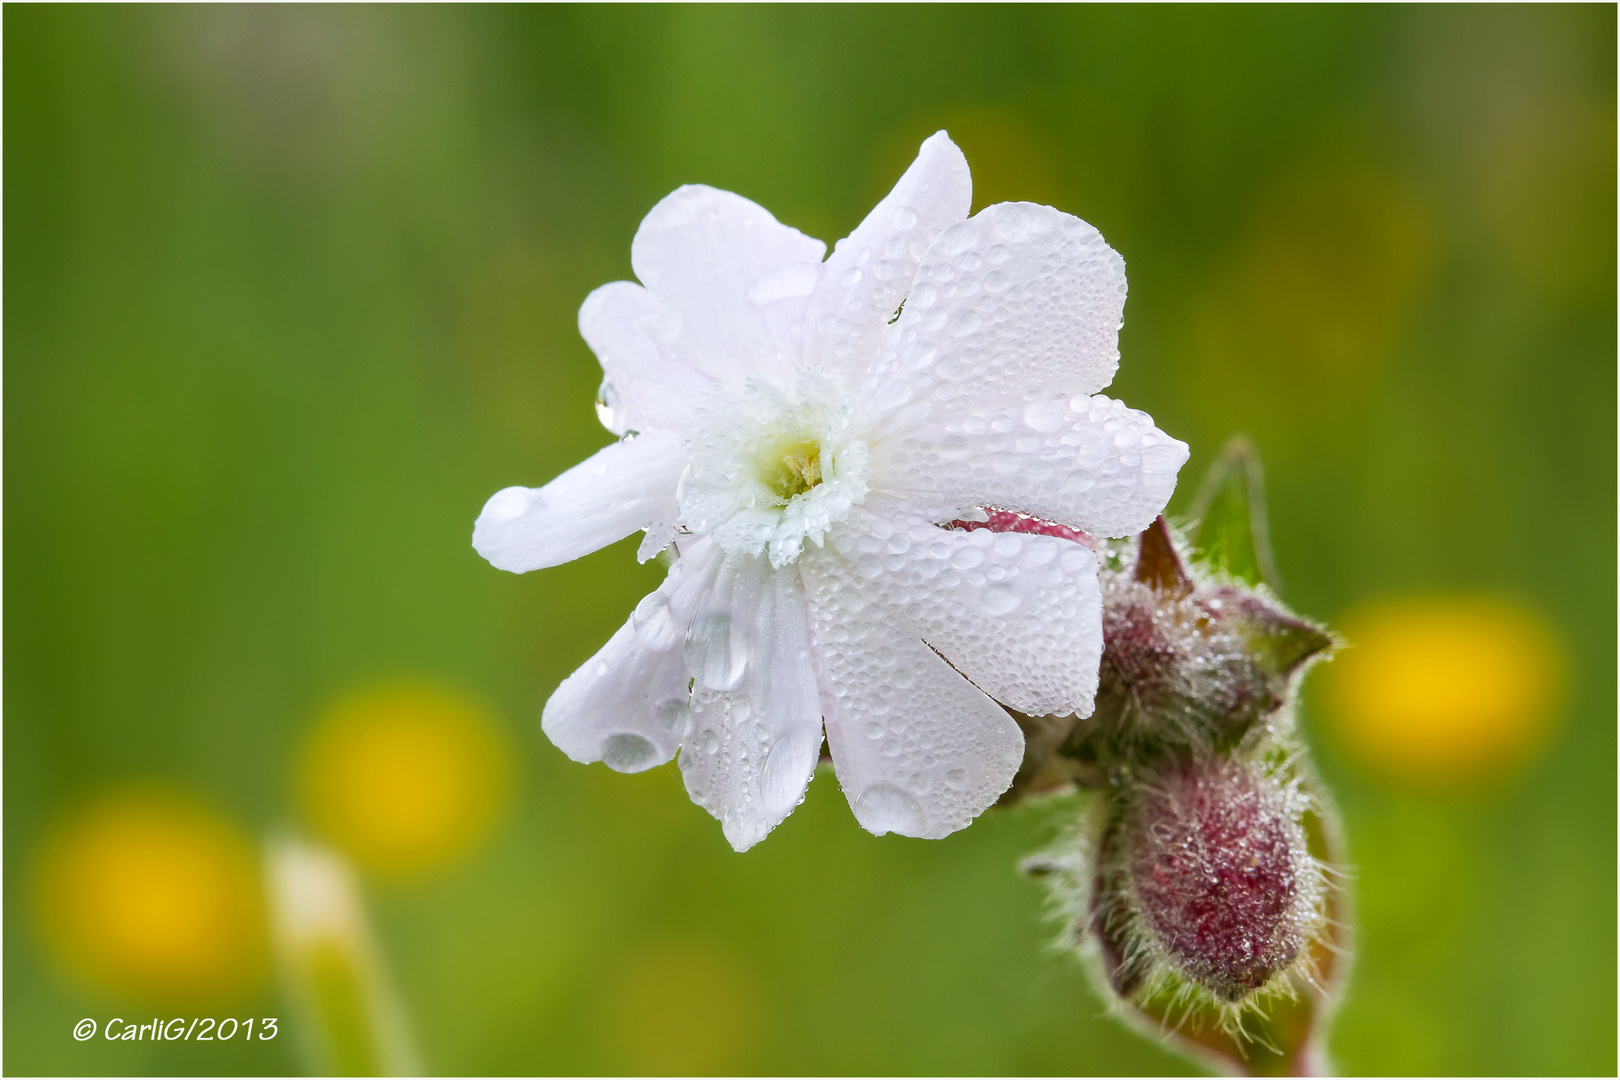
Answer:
[
  {"xmin": 482, "ymin": 486, "xmax": 534, "ymax": 524},
  {"xmin": 760, "ymin": 733, "xmax": 814, "ymax": 814},
  {"xmin": 746, "ymin": 261, "xmax": 822, "ymax": 307},
  {"xmin": 951, "ymin": 546, "xmax": 986, "ymax": 571},
  {"xmin": 632, "ymin": 592, "xmax": 679, "ymax": 652},
  {"xmin": 1022, "ymin": 399, "xmax": 1066, "ymax": 434},
  {"xmin": 654, "ymin": 696, "xmax": 689, "ymax": 733},
  {"xmin": 602, "ymin": 732, "xmax": 658, "ymax": 772},
  {"xmin": 595, "ymin": 379, "xmax": 621, "ymax": 432},
  {"xmin": 685, "ymin": 611, "xmax": 750, "ymax": 692},
  {"xmin": 979, "ymin": 583, "xmax": 1022, "ymax": 616},
  {"xmin": 855, "ymin": 782, "xmax": 924, "ymax": 836}
]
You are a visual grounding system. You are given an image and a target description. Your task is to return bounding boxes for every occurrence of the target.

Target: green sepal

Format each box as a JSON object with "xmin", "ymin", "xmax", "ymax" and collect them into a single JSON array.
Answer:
[
  {"xmin": 1218, "ymin": 591, "xmax": 1335, "ymax": 677},
  {"xmin": 1189, "ymin": 436, "xmax": 1278, "ymax": 591}
]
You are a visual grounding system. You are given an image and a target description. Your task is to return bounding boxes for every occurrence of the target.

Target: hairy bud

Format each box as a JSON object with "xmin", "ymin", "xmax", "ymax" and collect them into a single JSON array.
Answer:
[
  {"xmin": 1097, "ymin": 520, "xmax": 1330, "ymax": 751},
  {"xmin": 1019, "ymin": 443, "xmax": 1348, "ymax": 1074},
  {"xmin": 1009, "ymin": 518, "xmax": 1332, "ymax": 796},
  {"xmin": 1121, "ymin": 757, "xmax": 1320, "ymax": 1002}
]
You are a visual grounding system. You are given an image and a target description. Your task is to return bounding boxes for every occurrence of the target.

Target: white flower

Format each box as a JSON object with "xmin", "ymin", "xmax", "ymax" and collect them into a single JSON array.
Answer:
[{"xmin": 473, "ymin": 132, "xmax": 1189, "ymax": 851}]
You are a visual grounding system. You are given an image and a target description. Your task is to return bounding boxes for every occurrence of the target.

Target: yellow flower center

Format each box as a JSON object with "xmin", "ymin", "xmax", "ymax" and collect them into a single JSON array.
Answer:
[{"xmin": 758, "ymin": 436, "xmax": 823, "ymax": 503}]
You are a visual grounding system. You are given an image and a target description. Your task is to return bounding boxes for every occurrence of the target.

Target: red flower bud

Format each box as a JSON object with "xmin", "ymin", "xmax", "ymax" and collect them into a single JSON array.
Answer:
[
  {"xmin": 1046, "ymin": 519, "xmax": 1332, "ymax": 786},
  {"xmin": 1123, "ymin": 757, "xmax": 1319, "ymax": 1002}
]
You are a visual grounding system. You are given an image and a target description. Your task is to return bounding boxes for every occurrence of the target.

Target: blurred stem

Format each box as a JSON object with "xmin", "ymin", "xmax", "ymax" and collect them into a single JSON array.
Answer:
[
  {"xmin": 266, "ymin": 839, "xmax": 420, "ymax": 1077},
  {"xmin": 308, "ymin": 941, "xmax": 386, "ymax": 1077}
]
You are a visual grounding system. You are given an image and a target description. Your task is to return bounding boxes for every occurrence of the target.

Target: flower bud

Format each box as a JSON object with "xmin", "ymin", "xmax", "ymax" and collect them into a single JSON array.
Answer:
[
  {"xmin": 1112, "ymin": 756, "xmax": 1322, "ymax": 1004},
  {"xmin": 1019, "ymin": 443, "xmax": 1349, "ymax": 1075},
  {"xmin": 1031, "ymin": 519, "xmax": 1331, "ymax": 790}
]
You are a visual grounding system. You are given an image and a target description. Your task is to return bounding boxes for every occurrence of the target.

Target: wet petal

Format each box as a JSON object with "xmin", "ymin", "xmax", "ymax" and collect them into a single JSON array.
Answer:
[
  {"xmin": 579, "ymin": 281, "xmax": 716, "ymax": 435},
  {"xmin": 834, "ymin": 509, "xmax": 1103, "ymax": 717},
  {"xmin": 803, "ymin": 546, "xmax": 1024, "ymax": 840},
  {"xmin": 472, "ymin": 430, "xmax": 684, "ymax": 573},
  {"xmin": 541, "ymin": 540, "xmax": 722, "ymax": 771},
  {"xmin": 804, "ymin": 131, "xmax": 972, "ymax": 386},
  {"xmin": 859, "ymin": 201, "xmax": 1127, "ymax": 435},
  {"xmin": 678, "ymin": 555, "xmax": 824, "ymax": 852},
  {"xmin": 631, "ymin": 185, "xmax": 827, "ymax": 385},
  {"xmin": 869, "ymin": 394, "xmax": 1189, "ymax": 538}
]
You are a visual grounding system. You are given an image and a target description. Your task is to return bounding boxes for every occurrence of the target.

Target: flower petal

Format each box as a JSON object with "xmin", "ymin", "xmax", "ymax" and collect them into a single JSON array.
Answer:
[
  {"xmin": 869, "ymin": 394, "xmax": 1189, "ymax": 538},
  {"xmin": 472, "ymin": 430, "xmax": 684, "ymax": 573},
  {"xmin": 631, "ymin": 185, "xmax": 827, "ymax": 385},
  {"xmin": 832, "ymin": 509, "xmax": 1103, "ymax": 717},
  {"xmin": 539, "ymin": 621, "xmax": 690, "ymax": 773},
  {"xmin": 804, "ymin": 131, "xmax": 972, "ymax": 386},
  {"xmin": 803, "ymin": 546, "xmax": 1025, "ymax": 840},
  {"xmin": 859, "ymin": 202, "xmax": 1127, "ymax": 435},
  {"xmin": 579, "ymin": 281, "xmax": 717, "ymax": 435},
  {"xmin": 540, "ymin": 540, "xmax": 722, "ymax": 771},
  {"xmin": 678, "ymin": 554, "xmax": 824, "ymax": 852}
]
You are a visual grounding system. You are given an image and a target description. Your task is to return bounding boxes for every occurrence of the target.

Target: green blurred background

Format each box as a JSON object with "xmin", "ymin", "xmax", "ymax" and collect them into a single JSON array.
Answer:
[{"xmin": 6, "ymin": 5, "xmax": 1614, "ymax": 1075}]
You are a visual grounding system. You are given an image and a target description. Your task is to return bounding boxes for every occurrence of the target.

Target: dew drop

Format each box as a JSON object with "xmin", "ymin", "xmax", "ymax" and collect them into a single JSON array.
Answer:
[
  {"xmin": 949, "ymin": 310, "xmax": 981, "ymax": 337},
  {"xmin": 602, "ymin": 732, "xmax": 658, "ymax": 773},
  {"xmin": 1022, "ymin": 399, "xmax": 1067, "ymax": 434},
  {"xmin": 632, "ymin": 592, "xmax": 679, "ymax": 652},
  {"xmin": 760, "ymin": 733, "xmax": 813, "ymax": 813},
  {"xmin": 938, "ymin": 435, "xmax": 971, "ymax": 463},
  {"xmin": 951, "ymin": 546, "xmax": 986, "ymax": 571},
  {"xmin": 594, "ymin": 379, "xmax": 621, "ymax": 432},
  {"xmin": 855, "ymin": 782, "xmax": 924, "ymax": 836},
  {"xmin": 654, "ymin": 696, "xmax": 689, "ymax": 732},
  {"xmin": 685, "ymin": 611, "xmax": 750, "ymax": 692},
  {"xmin": 482, "ymin": 486, "xmax": 533, "ymax": 524},
  {"xmin": 979, "ymin": 583, "xmax": 1022, "ymax": 616}
]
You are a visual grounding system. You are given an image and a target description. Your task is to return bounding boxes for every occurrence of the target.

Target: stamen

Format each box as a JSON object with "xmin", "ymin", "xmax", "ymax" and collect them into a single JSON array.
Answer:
[
  {"xmin": 759, "ymin": 437, "xmax": 824, "ymax": 501},
  {"xmin": 782, "ymin": 450, "xmax": 822, "ymax": 490}
]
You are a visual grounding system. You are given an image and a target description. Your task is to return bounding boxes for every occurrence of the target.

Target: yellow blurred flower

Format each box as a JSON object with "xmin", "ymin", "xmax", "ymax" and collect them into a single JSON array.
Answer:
[
  {"xmin": 1323, "ymin": 597, "xmax": 1564, "ymax": 787},
  {"xmin": 299, "ymin": 683, "xmax": 510, "ymax": 877},
  {"xmin": 33, "ymin": 787, "xmax": 268, "ymax": 1004}
]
